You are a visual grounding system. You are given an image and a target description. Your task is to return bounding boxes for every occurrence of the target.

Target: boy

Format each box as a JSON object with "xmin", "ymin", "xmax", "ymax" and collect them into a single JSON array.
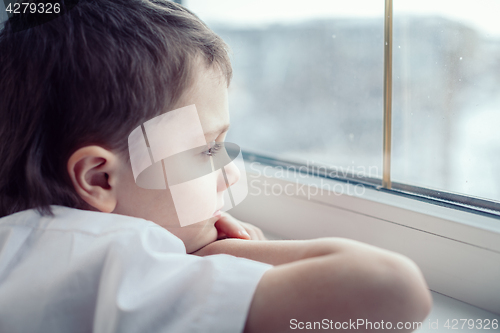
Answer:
[{"xmin": 0, "ymin": 1, "xmax": 432, "ymax": 332}]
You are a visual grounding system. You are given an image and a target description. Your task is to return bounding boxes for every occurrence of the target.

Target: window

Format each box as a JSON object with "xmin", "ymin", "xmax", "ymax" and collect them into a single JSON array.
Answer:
[
  {"xmin": 185, "ymin": 0, "xmax": 500, "ymax": 212},
  {"xmin": 0, "ymin": 2, "xmax": 8, "ymax": 31},
  {"xmin": 392, "ymin": 0, "xmax": 500, "ymax": 204},
  {"xmin": 185, "ymin": 0, "xmax": 385, "ymax": 181}
]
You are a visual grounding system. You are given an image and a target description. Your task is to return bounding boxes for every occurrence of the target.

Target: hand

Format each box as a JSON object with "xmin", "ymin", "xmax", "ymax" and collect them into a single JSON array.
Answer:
[{"xmin": 214, "ymin": 212, "xmax": 267, "ymax": 241}]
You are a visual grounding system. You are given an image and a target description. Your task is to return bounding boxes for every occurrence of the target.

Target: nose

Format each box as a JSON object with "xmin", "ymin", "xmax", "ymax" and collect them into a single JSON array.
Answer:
[{"xmin": 217, "ymin": 161, "xmax": 241, "ymax": 192}]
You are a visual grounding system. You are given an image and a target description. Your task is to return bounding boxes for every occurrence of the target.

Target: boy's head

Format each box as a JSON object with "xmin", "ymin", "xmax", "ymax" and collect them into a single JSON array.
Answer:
[{"xmin": 0, "ymin": 0, "xmax": 238, "ymax": 252}]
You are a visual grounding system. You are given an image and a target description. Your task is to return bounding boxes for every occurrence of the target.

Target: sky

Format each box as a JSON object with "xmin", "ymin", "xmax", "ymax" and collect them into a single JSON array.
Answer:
[{"xmin": 184, "ymin": 0, "xmax": 500, "ymax": 38}]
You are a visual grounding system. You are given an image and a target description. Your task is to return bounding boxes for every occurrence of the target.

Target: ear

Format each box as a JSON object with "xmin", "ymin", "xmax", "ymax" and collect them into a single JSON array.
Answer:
[{"xmin": 67, "ymin": 146, "xmax": 121, "ymax": 213}]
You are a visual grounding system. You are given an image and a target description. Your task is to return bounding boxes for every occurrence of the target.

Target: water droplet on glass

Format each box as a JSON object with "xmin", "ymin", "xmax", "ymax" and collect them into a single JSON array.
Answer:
[{"xmin": 460, "ymin": 57, "xmax": 463, "ymax": 60}]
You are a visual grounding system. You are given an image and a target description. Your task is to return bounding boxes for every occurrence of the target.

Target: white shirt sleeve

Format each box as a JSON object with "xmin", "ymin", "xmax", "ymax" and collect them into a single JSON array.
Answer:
[
  {"xmin": 92, "ymin": 226, "xmax": 273, "ymax": 333},
  {"xmin": 0, "ymin": 207, "xmax": 273, "ymax": 333}
]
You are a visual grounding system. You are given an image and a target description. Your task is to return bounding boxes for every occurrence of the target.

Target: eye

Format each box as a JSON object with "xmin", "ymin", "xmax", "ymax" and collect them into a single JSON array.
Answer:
[{"xmin": 202, "ymin": 142, "xmax": 222, "ymax": 157}]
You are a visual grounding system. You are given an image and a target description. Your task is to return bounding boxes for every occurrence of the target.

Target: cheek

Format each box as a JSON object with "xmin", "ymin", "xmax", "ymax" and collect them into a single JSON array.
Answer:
[
  {"xmin": 114, "ymin": 163, "xmax": 219, "ymax": 251},
  {"xmin": 167, "ymin": 171, "xmax": 219, "ymax": 227},
  {"xmin": 117, "ymin": 186, "xmax": 179, "ymax": 227},
  {"xmin": 113, "ymin": 166, "xmax": 179, "ymax": 225}
]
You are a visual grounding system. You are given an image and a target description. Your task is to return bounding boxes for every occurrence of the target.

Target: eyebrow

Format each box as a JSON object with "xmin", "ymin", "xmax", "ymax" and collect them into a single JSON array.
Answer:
[{"xmin": 205, "ymin": 123, "xmax": 230, "ymax": 139}]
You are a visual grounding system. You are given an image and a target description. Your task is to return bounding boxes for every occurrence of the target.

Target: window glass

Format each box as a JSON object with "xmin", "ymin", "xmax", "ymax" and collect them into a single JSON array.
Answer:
[
  {"xmin": 392, "ymin": 0, "xmax": 500, "ymax": 202},
  {"xmin": 185, "ymin": 0, "xmax": 384, "ymax": 179},
  {"xmin": 0, "ymin": 2, "xmax": 8, "ymax": 31}
]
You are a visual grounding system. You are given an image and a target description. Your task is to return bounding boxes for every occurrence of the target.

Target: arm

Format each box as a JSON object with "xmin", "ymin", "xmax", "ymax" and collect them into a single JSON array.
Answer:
[
  {"xmin": 194, "ymin": 237, "xmax": 433, "ymax": 333},
  {"xmin": 192, "ymin": 237, "xmax": 355, "ymax": 265}
]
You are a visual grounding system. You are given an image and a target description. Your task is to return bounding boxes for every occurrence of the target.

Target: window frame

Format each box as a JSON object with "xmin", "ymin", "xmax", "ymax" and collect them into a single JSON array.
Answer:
[
  {"xmin": 244, "ymin": 150, "xmax": 500, "ymax": 217},
  {"xmin": 382, "ymin": 0, "xmax": 500, "ymax": 208}
]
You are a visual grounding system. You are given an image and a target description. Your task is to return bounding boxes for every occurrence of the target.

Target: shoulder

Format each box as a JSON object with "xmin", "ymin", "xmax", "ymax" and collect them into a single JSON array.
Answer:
[
  {"xmin": 0, "ymin": 206, "xmax": 272, "ymax": 333},
  {"xmin": 0, "ymin": 205, "xmax": 186, "ymax": 254}
]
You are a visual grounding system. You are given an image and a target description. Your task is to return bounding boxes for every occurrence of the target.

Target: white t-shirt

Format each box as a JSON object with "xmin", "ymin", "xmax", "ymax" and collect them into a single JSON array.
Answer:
[{"xmin": 0, "ymin": 206, "xmax": 272, "ymax": 333}]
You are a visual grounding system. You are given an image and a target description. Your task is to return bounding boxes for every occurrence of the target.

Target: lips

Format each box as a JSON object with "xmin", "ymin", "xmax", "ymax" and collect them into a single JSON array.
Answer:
[
  {"xmin": 212, "ymin": 202, "xmax": 224, "ymax": 217},
  {"xmin": 213, "ymin": 196, "xmax": 224, "ymax": 217}
]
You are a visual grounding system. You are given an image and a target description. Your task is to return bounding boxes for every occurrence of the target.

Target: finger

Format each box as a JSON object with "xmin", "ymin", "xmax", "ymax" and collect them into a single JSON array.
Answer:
[
  {"xmin": 240, "ymin": 222, "xmax": 267, "ymax": 241},
  {"xmin": 250, "ymin": 227, "xmax": 266, "ymax": 241},
  {"xmin": 215, "ymin": 215, "xmax": 251, "ymax": 240},
  {"xmin": 243, "ymin": 226, "xmax": 259, "ymax": 240},
  {"xmin": 256, "ymin": 228, "xmax": 267, "ymax": 240},
  {"xmin": 217, "ymin": 230, "xmax": 227, "ymax": 240}
]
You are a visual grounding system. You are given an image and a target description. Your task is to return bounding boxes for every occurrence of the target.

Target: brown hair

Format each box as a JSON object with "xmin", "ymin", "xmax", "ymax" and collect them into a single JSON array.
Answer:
[{"xmin": 0, "ymin": 0, "xmax": 232, "ymax": 217}]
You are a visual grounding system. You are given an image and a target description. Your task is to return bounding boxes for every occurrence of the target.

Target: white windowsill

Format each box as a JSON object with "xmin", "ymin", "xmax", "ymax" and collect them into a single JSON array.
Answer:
[
  {"xmin": 258, "ymin": 235, "xmax": 500, "ymax": 331},
  {"xmin": 230, "ymin": 161, "xmax": 500, "ymax": 315},
  {"xmin": 261, "ymin": 230, "xmax": 500, "ymax": 331},
  {"xmin": 416, "ymin": 292, "xmax": 500, "ymax": 332}
]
